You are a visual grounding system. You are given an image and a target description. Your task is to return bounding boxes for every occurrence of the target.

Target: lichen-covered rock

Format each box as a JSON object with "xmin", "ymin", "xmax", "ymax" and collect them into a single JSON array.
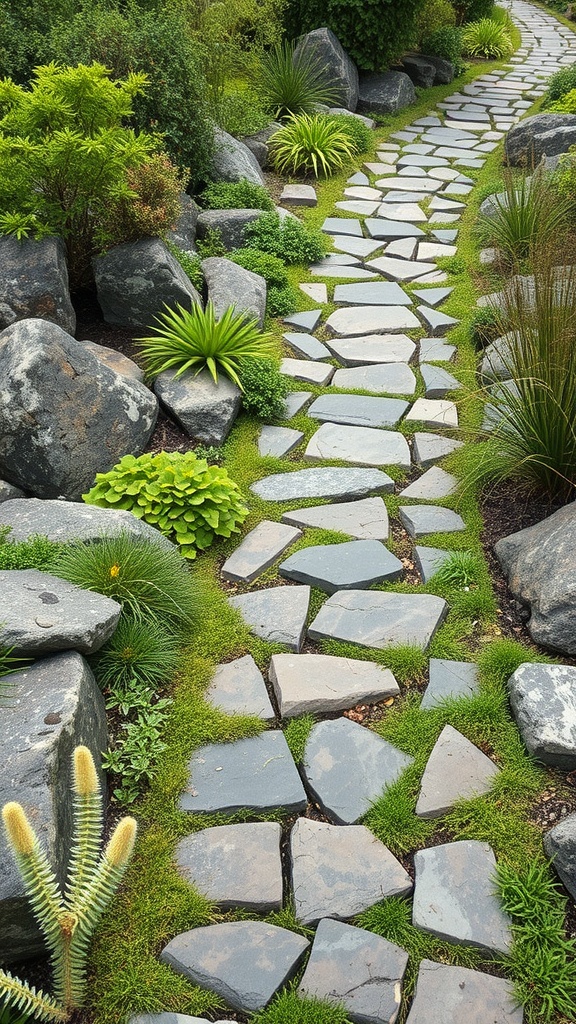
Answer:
[
  {"xmin": 211, "ymin": 127, "xmax": 265, "ymax": 185},
  {"xmin": 544, "ymin": 813, "xmax": 576, "ymax": 901},
  {"xmin": 294, "ymin": 28, "xmax": 359, "ymax": 111},
  {"xmin": 0, "ymin": 235, "xmax": 75, "ymax": 335},
  {"xmin": 202, "ymin": 257, "xmax": 266, "ymax": 327},
  {"xmin": 505, "ymin": 113, "xmax": 576, "ymax": 166},
  {"xmin": 358, "ymin": 72, "xmax": 416, "ymax": 114}
]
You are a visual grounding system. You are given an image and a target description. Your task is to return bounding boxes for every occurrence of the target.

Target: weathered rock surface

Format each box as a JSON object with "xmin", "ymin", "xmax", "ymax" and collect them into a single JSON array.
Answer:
[
  {"xmin": 202, "ymin": 257, "xmax": 266, "ymax": 327},
  {"xmin": 416, "ymin": 725, "xmax": 500, "ymax": 818},
  {"xmin": 0, "ymin": 236, "xmax": 75, "ymax": 334},
  {"xmin": 166, "ymin": 193, "xmax": 200, "ymax": 251},
  {"xmin": 154, "ymin": 369, "xmax": 241, "ymax": 446},
  {"xmin": 295, "ymin": 28, "xmax": 359, "ymax": 111},
  {"xmin": 251, "ymin": 467, "xmax": 393, "ymax": 502},
  {"xmin": 480, "ymin": 333, "xmax": 517, "ymax": 383},
  {"xmin": 175, "ymin": 822, "xmax": 282, "ymax": 911},
  {"xmin": 269, "ymin": 652, "xmax": 399, "ymax": 718},
  {"xmin": 0, "ymin": 498, "xmax": 172, "ymax": 549},
  {"xmin": 544, "ymin": 813, "xmax": 576, "ymax": 901},
  {"xmin": 0, "ymin": 652, "xmax": 107, "ymax": 963},
  {"xmin": 0, "ymin": 480, "xmax": 26, "ymax": 503},
  {"xmin": 507, "ymin": 662, "xmax": 576, "ymax": 769},
  {"xmin": 228, "ymin": 586, "xmax": 310, "ymax": 651},
  {"xmin": 421, "ymin": 54, "xmax": 454, "ymax": 85},
  {"xmin": 421, "ymin": 659, "xmax": 479, "ymax": 709},
  {"xmin": 309, "ymin": 590, "xmax": 448, "ymax": 650},
  {"xmin": 358, "ymin": 72, "xmax": 416, "ymax": 115},
  {"xmin": 279, "ymin": 539, "xmax": 403, "ymax": 593},
  {"xmin": 196, "ymin": 209, "xmax": 264, "ymax": 250},
  {"xmin": 79, "ymin": 339, "xmax": 145, "ymax": 381},
  {"xmin": 221, "ymin": 520, "xmax": 301, "ymax": 583},
  {"xmin": 401, "ymin": 54, "xmax": 436, "ymax": 88},
  {"xmin": 505, "ymin": 113, "xmax": 576, "ymax": 166},
  {"xmin": 281, "ymin": 496, "xmax": 389, "ymax": 540},
  {"xmin": 305, "ymin": 423, "xmax": 411, "ymax": 470},
  {"xmin": 211, "ymin": 126, "xmax": 265, "ymax": 184},
  {"xmin": 405, "ymin": 960, "xmax": 523, "ymax": 1024},
  {"xmin": 206, "ymin": 654, "xmax": 275, "ymax": 721}
]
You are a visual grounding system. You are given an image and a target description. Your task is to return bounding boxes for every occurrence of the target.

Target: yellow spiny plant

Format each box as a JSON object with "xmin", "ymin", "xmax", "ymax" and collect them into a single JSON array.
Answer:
[{"xmin": 0, "ymin": 746, "xmax": 137, "ymax": 1022}]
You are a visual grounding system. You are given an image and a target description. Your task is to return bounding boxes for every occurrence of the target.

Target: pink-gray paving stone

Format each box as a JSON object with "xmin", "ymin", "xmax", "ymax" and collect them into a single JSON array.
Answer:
[
  {"xmin": 415, "ymin": 724, "xmax": 500, "ymax": 818},
  {"xmin": 305, "ymin": 423, "xmax": 411, "ymax": 470},
  {"xmin": 421, "ymin": 658, "xmax": 480, "ymax": 709},
  {"xmin": 269, "ymin": 652, "xmax": 399, "ymax": 718},
  {"xmin": 281, "ymin": 496, "xmax": 389, "ymax": 540},
  {"xmin": 175, "ymin": 822, "xmax": 282, "ymax": 911},
  {"xmin": 228, "ymin": 586, "xmax": 310, "ymax": 651},
  {"xmin": 307, "ymin": 394, "xmax": 410, "ymax": 428},
  {"xmin": 206, "ymin": 654, "xmax": 275, "ymax": 721},
  {"xmin": 308, "ymin": 590, "xmax": 448, "ymax": 650},
  {"xmin": 220, "ymin": 520, "xmax": 301, "ymax": 583},
  {"xmin": 251, "ymin": 467, "xmax": 394, "ymax": 502},
  {"xmin": 279, "ymin": 539, "xmax": 403, "ymax": 593},
  {"xmin": 405, "ymin": 960, "xmax": 523, "ymax": 1024},
  {"xmin": 331, "ymin": 362, "xmax": 417, "ymax": 394},
  {"xmin": 399, "ymin": 505, "xmax": 465, "ymax": 537}
]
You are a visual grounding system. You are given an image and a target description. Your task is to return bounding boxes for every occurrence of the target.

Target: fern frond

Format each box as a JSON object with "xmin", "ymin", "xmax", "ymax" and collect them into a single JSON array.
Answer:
[{"xmin": 0, "ymin": 970, "xmax": 68, "ymax": 1023}]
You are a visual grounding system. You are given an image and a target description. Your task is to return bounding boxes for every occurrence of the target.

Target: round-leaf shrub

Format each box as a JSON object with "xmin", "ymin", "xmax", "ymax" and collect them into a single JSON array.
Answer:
[
  {"xmin": 544, "ymin": 62, "xmax": 576, "ymax": 106},
  {"xmin": 83, "ymin": 452, "xmax": 249, "ymax": 558},
  {"xmin": 246, "ymin": 212, "xmax": 326, "ymax": 264}
]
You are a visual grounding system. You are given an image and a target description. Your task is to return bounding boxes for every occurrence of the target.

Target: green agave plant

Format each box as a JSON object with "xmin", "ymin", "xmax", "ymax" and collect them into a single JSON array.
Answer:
[
  {"xmin": 138, "ymin": 301, "xmax": 275, "ymax": 388},
  {"xmin": 258, "ymin": 40, "xmax": 339, "ymax": 120},
  {"xmin": 269, "ymin": 113, "xmax": 355, "ymax": 177}
]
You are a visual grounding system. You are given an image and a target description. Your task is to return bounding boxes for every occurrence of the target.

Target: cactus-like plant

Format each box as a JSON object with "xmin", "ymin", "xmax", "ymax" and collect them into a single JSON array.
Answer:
[{"xmin": 0, "ymin": 747, "xmax": 137, "ymax": 1022}]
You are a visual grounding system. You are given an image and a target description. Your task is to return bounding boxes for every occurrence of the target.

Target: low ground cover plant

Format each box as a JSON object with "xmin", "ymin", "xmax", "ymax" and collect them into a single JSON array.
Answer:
[
  {"xmin": 200, "ymin": 180, "xmax": 274, "ymax": 212},
  {"xmin": 236, "ymin": 357, "xmax": 290, "ymax": 418},
  {"xmin": 246, "ymin": 212, "xmax": 326, "ymax": 264},
  {"xmin": 269, "ymin": 113, "xmax": 356, "ymax": 176},
  {"xmin": 228, "ymin": 248, "xmax": 298, "ymax": 317},
  {"xmin": 329, "ymin": 114, "xmax": 373, "ymax": 155}
]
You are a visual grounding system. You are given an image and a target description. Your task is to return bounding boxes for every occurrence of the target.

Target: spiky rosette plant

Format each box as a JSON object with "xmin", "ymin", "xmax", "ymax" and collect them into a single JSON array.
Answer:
[{"xmin": 0, "ymin": 746, "xmax": 137, "ymax": 1022}]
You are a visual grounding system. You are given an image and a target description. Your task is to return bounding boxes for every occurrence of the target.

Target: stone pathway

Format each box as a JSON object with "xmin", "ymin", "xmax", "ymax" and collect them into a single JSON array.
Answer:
[{"xmin": 133, "ymin": 5, "xmax": 576, "ymax": 1022}]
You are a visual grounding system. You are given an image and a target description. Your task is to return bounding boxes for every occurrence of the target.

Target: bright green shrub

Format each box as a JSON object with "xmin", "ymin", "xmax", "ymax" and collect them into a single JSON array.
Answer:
[
  {"xmin": 0, "ymin": 530, "xmax": 61, "ymax": 571},
  {"xmin": 201, "ymin": 180, "xmax": 274, "ymax": 211},
  {"xmin": 0, "ymin": 0, "xmax": 75, "ymax": 83},
  {"xmin": 270, "ymin": 113, "xmax": 355, "ymax": 176},
  {"xmin": 196, "ymin": 227, "xmax": 227, "ymax": 260},
  {"xmin": 544, "ymin": 62, "xmax": 576, "ymax": 106},
  {"xmin": 212, "ymin": 90, "xmax": 270, "ymax": 137},
  {"xmin": 83, "ymin": 452, "xmax": 249, "ymax": 558},
  {"xmin": 416, "ymin": 0, "xmax": 456, "ymax": 39},
  {"xmin": 267, "ymin": 284, "xmax": 298, "ymax": 317},
  {"xmin": 258, "ymin": 40, "xmax": 339, "ymax": 120},
  {"xmin": 421, "ymin": 25, "xmax": 464, "ymax": 70},
  {"xmin": 229, "ymin": 247, "xmax": 289, "ymax": 287},
  {"xmin": 452, "ymin": 0, "xmax": 495, "ymax": 24},
  {"xmin": 328, "ymin": 114, "xmax": 373, "ymax": 155},
  {"xmin": 91, "ymin": 614, "xmax": 181, "ymax": 691},
  {"xmin": 237, "ymin": 358, "xmax": 290, "ymax": 418},
  {"xmin": 549, "ymin": 87, "xmax": 576, "ymax": 112},
  {"xmin": 246, "ymin": 212, "xmax": 326, "ymax": 264},
  {"xmin": 461, "ymin": 18, "xmax": 512, "ymax": 58}
]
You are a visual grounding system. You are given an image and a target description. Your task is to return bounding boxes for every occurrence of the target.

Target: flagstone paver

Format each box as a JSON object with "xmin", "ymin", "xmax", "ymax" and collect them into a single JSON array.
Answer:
[
  {"xmin": 206, "ymin": 654, "xmax": 275, "ymax": 721},
  {"xmin": 421, "ymin": 659, "xmax": 480, "ymax": 709},
  {"xmin": 258, "ymin": 425, "xmax": 304, "ymax": 458},
  {"xmin": 251, "ymin": 467, "xmax": 394, "ymax": 501},
  {"xmin": 331, "ymin": 362, "xmax": 417, "ymax": 394},
  {"xmin": 415, "ymin": 725, "xmax": 500, "ymax": 818},
  {"xmin": 175, "ymin": 822, "xmax": 283, "ymax": 911},
  {"xmin": 283, "ymin": 309, "xmax": 322, "ymax": 331},
  {"xmin": 279, "ymin": 538, "xmax": 403, "ymax": 593},
  {"xmin": 283, "ymin": 332, "xmax": 332, "ymax": 360},
  {"xmin": 307, "ymin": 394, "xmax": 410, "ymax": 428},
  {"xmin": 326, "ymin": 335, "xmax": 417, "ymax": 366},
  {"xmin": 228, "ymin": 586, "xmax": 310, "ymax": 651},
  {"xmin": 280, "ymin": 358, "xmax": 335, "ymax": 386},
  {"xmin": 399, "ymin": 466, "xmax": 458, "ymax": 500},
  {"xmin": 333, "ymin": 282, "xmax": 412, "ymax": 305},
  {"xmin": 325, "ymin": 305, "xmax": 421, "ymax": 335},
  {"xmin": 308, "ymin": 591, "xmax": 448, "ymax": 650},
  {"xmin": 281, "ymin": 496, "xmax": 389, "ymax": 540},
  {"xmin": 399, "ymin": 505, "xmax": 466, "ymax": 537},
  {"xmin": 413, "ymin": 432, "xmax": 463, "ymax": 467},
  {"xmin": 221, "ymin": 520, "xmax": 301, "ymax": 583},
  {"xmin": 405, "ymin": 398, "xmax": 458, "ymax": 429},
  {"xmin": 405, "ymin": 960, "xmax": 523, "ymax": 1024},
  {"xmin": 420, "ymin": 364, "xmax": 461, "ymax": 398},
  {"xmin": 414, "ymin": 545, "xmax": 453, "ymax": 583},
  {"xmin": 269, "ymin": 653, "xmax": 399, "ymax": 718},
  {"xmin": 305, "ymin": 423, "xmax": 411, "ymax": 469}
]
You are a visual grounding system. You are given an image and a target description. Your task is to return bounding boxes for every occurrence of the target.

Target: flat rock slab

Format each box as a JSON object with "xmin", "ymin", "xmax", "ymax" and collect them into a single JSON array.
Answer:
[
  {"xmin": 0, "ymin": 570, "xmax": 121, "ymax": 656},
  {"xmin": 399, "ymin": 506, "xmax": 465, "ymax": 537},
  {"xmin": 507, "ymin": 663, "xmax": 576, "ymax": 769},
  {"xmin": 283, "ymin": 310, "xmax": 322, "ymax": 332},
  {"xmin": 399, "ymin": 467, "xmax": 457, "ymax": 500},
  {"xmin": 331, "ymin": 235, "xmax": 385, "ymax": 258},
  {"xmin": 544, "ymin": 812, "xmax": 576, "ymax": 902},
  {"xmin": 376, "ymin": 177, "xmax": 441, "ymax": 193},
  {"xmin": 300, "ymin": 282, "xmax": 327, "ymax": 303},
  {"xmin": 421, "ymin": 364, "xmax": 461, "ymax": 399},
  {"xmin": 305, "ymin": 424, "xmax": 411, "ymax": 470},
  {"xmin": 0, "ymin": 500, "xmax": 172, "ymax": 551},
  {"xmin": 309, "ymin": 590, "xmax": 448, "ymax": 650},
  {"xmin": 421, "ymin": 659, "xmax": 480, "ymax": 709},
  {"xmin": 365, "ymin": 257, "xmax": 437, "ymax": 282},
  {"xmin": 365, "ymin": 219, "xmax": 425, "ymax": 240},
  {"xmin": 308, "ymin": 394, "xmax": 409, "ymax": 428},
  {"xmin": 333, "ymin": 282, "xmax": 411, "ymax": 305},
  {"xmin": 332, "ymin": 363, "xmax": 417, "ymax": 395},
  {"xmin": 258, "ymin": 425, "xmax": 304, "ymax": 458},
  {"xmin": 228, "ymin": 586, "xmax": 310, "ymax": 652},
  {"xmin": 413, "ymin": 432, "xmax": 463, "ymax": 468},
  {"xmin": 299, "ymin": 918, "xmax": 409, "ymax": 1024},
  {"xmin": 281, "ymin": 497, "xmax": 389, "ymax": 541},
  {"xmin": 414, "ymin": 546, "xmax": 452, "ymax": 584},
  {"xmin": 281, "ymin": 183, "xmax": 317, "ymax": 206},
  {"xmin": 251, "ymin": 467, "xmax": 393, "ymax": 502},
  {"xmin": 281, "ymin": 391, "xmax": 313, "ymax": 419},
  {"xmin": 160, "ymin": 921, "xmax": 309, "ymax": 1013},
  {"xmin": 283, "ymin": 332, "xmax": 331, "ymax": 361},
  {"xmin": 412, "ymin": 287, "xmax": 454, "ymax": 307},
  {"xmin": 303, "ymin": 717, "xmax": 414, "ymax": 824},
  {"xmin": 327, "ymin": 336, "xmax": 416, "ymax": 366},
  {"xmin": 175, "ymin": 822, "xmax": 282, "ymax": 911},
  {"xmin": 322, "ymin": 217, "xmax": 363, "ymax": 236},
  {"xmin": 412, "ymin": 841, "xmax": 512, "ymax": 956},
  {"xmin": 281, "ymin": 359, "xmax": 334, "ymax": 386},
  {"xmin": 280, "ymin": 539, "xmax": 403, "ymax": 593},
  {"xmin": 405, "ymin": 960, "xmax": 523, "ymax": 1024},
  {"xmin": 405, "ymin": 398, "xmax": 458, "ymax": 429},
  {"xmin": 179, "ymin": 730, "xmax": 307, "ymax": 815},
  {"xmin": 326, "ymin": 306, "xmax": 420, "ymax": 336},
  {"xmin": 291, "ymin": 817, "xmax": 412, "ymax": 924},
  {"xmin": 206, "ymin": 654, "xmax": 275, "ymax": 722},
  {"xmin": 269, "ymin": 652, "xmax": 399, "ymax": 718},
  {"xmin": 417, "ymin": 305, "xmax": 459, "ymax": 335},
  {"xmin": 221, "ymin": 520, "xmax": 301, "ymax": 583},
  {"xmin": 416, "ymin": 724, "xmax": 500, "ymax": 818}
]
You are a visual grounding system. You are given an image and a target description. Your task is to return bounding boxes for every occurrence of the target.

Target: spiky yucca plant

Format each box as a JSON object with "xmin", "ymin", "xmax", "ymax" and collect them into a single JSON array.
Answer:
[{"xmin": 0, "ymin": 747, "xmax": 137, "ymax": 1022}]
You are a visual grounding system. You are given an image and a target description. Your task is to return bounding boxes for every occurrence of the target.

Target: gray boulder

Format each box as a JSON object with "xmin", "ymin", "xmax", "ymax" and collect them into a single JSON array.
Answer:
[
  {"xmin": 0, "ymin": 235, "xmax": 75, "ymax": 335},
  {"xmin": 166, "ymin": 193, "xmax": 200, "ymax": 252},
  {"xmin": 294, "ymin": 27, "xmax": 359, "ymax": 112},
  {"xmin": 508, "ymin": 663, "xmax": 576, "ymax": 769},
  {"xmin": 0, "ymin": 498, "xmax": 173, "ymax": 550},
  {"xmin": 241, "ymin": 138, "xmax": 269, "ymax": 166},
  {"xmin": 211, "ymin": 127, "xmax": 265, "ymax": 185},
  {"xmin": 544, "ymin": 813, "xmax": 576, "ymax": 900},
  {"xmin": 0, "ymin": 480, "xmax": 26, "ymax": 503},
  {"xmin": 79, "ymin": 339, "xmax": 145, "ymax": 382},
  {"xmin": 154, "ymin": 369, "xmax": 241, "ymax": 445},
  {"xmin": 0, "ymin": 319, "xmax": 158, "ymax": 500},
  {"xmin": 196, "ymin": 209, "xmax": 265, "ymax": 250},
  {"xmin": 421, "ymin": 53, "xmax": 454, "ymax": 84},
  {"xmin": 495, "ymin": 503, "xmax": 576, "ymax": 654},
  {"xmin": 202, "ymin": 257, "xmax": 267, "ymax": 328},
  {"xmin": 401, "ymin": 54, "xmax": 436, "ymax": 89},
  {"xmin": 505, "ymin": 113, "xmax": 576, "ymax": 166},
  {"xmin": 93, "ymin": 237, "xmax": 202, "ymax": 329},
  {"xmin": 358, "ymin": 72, "xmax": 416, "ymax": 115},
  {"xmin": 0, "ymin": 651, "xmax": 108, "ymax": 963}
]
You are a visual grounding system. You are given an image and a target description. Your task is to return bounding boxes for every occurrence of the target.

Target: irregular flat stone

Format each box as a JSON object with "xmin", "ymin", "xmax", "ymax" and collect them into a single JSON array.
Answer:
[
  {"xmin": 228, "ymin": 586, "xmax": 310, "ymax": 652},
  {"xmin": 299, "ymin": 918, "xmax": 409, "ymax": 1024},
  {"xmin": 398, "ymin": 154, "xmax": 448, "ymax": 168},
  {"xmin": 0, "ymin": 498, "xmax": 173, "ymax": 549},
  {"xmin": 411, "ymin": 270, "xmax": 448, "ymax": 285},
  {"xmin": 412, "ymin": 287, "xmax": 454, "ymax": 307},
  {"xmin": 331, "ymin": 235, "xmax": 385, "ymax": 258},
  {"xmin": 376, "ymin": 177, "xmax": 441, "ymax": 193},
  {"xmin": 544, "ymin": 813, "xmax": 576, "ymax": 902},
  {"xmin": 332, "ymin": 363, "xmax": 417, "ymax": 394},
  {"xmin": 280, "ymin": 183, "xmax": 317, "ymax": 206},
  {"xmin": 314, "ymin": 254, "xmax": 363, "ymax": 268},
  {"xmin": 311, "ymin": 253, "xmax": 379, "ymax": 271},
  {"xmin": 405, "ymin": 960, "xmax": 523, "ymax": 1024},
  {"xmin": 326, "ymin": 306, "xmax": 420, "ymax": 335},
  {"xmin": 334, "ymin": 282, "xmax": 411, "ymax": 306},
  {"xmin": 399, "ymin": 505, "xmax": 465, "ymax": 537},
  {"xmin": 280, "ymin": 539, "xmax": 403, "ymax": 593},
  {"xmin": 305, "ymin": 424, "xmax": 411, "ymax": 470},
  {"xmin": 385, "ymin": 238, "xmax": 417, "ymax": 259},
  {"xmin": 281, "ymin": 359, "xmax": 334, "ymax": 385},
  {"xmin": 427, "ymin": 166, "xmax": 461, "ymax": 181},
  {"xmin": 221, "ymin": 520, "xmax": 301, "ymax": 583},
  {"xmin": 417, "ymin": 305, "xmax": 459, "ymax": 334},
  {"xmin": 365, "ymin": 219, "xmax": 425, "ymax": 240},
  {"xmin": 281, "ymin": 497, "xmax": 389, "ymax": 541},
  {"xmin": 206, "ymin": 654, "xmax": 275, "ymax": 721},
  {"xmin": 327, "ymin": 335, "xmax": 416, "ymax": 366},
  {"xmin": 421, "ymin": 364, "xmax": 461, "ymax": 399},
  {"xmin": 421, "ymin": 658, "xmax": 480, "ymax": 709},
  {"xmin": 348, "ymin": 171, "xmax": 370, "ymax": 185},
  {"xmin": 405, "ymin": 399, "xmax": 458, "ymax": 429},
  {"xmin": 155, "ymin": 369, "xmax": 240, "ymax": 446},
  {"xmin": 299, "ymin": 282, "xmax": 328, "ymax": 303},
  {"xmin": 363, "ymin": 162, "xmax": 398, "ymax": 175},
  {"xmin": 283, "ymin": 332, "xmax": 331, "ymax": 360},
  {"xmin": 414, "ymin": 546, "xmax": 452, "ymax": 585},
  {"xmin": 160, "ymin": 922, "xmax": 309, "ymax": 1012},
  {"xmin": 252, "ymin": 467, "xmax": 393, "ymax": 502},
  {"xmin": 399, "ymin": 467, "xmax": 457, "ymax": 500},
  {"xmin": 0, "ymin": 570, "xmax": 121, "ymax": 656},
  {"xmin": 365, "ymin": 257, "xmax": 437, "ymax": 282},
  {"xmin": 302, "ymin": 718, "xmax": 414, "ymax": 824},
  {"xmin": 413, "ymin": 432, "xmax": 463, "ymax": 468},
  {"xmin": 322, "ymin": 217, "xmax": 363, "ymax": 236},
  {"xmin": 258, "ymin": 425, "xmax": 304, "ymax": 458},
  {"xmin": 281, "ymin": 391, "xmax": 312, "ymax": 419},
  {"xmin": 308, "ymin": 394, "xmax": 409, "ymax": 428},
  {"xmin": 269, "ymin": 653, "xmax": 399, "ymax": 718},
  {"xmin": 416, "ymin": 725, "xmax": 500, "ymax": 818},
  {"xmin": 412, "ymin": 841, "xmax": 512, "ymax": 956},
  {"xmin": 175, "ymin": 822, "xmax": 282, "ymax": 911},
  {"xmin": 309, "ymin": 590, "xmax": 448, "ymax": 650},
  {"xmin": 283, "ymin": 310, "xmax": 322, "ymax": 332},
  {"xmin": 179, "ymin": 730, "xmax": 307, "ymax": 814},
  {"xmin": 507, "ymin": 663, "xmax": 576, "ymax": 769},
  {"xmin": 430, "ymin": 230, "xmax": 458, "ymax": 243},
  {"xmin": 344, "ymin": 186, "xmax": 383, "ymax": 201}
]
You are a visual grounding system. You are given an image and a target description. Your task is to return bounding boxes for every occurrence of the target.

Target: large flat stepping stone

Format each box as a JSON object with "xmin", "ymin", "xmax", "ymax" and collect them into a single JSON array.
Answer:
[
  {"xmin": 309, "ymin": 590, "xmax": 448, "ymax": 650},
  {"xmin": 333, "ymin": 282, "xmax": 411, "ymax": 305},
  {"xmin": 0, "ymin": 570, "xmax": 120, "ymax": 656},
  {"xmin": 160, "ymin": 922, "xmax": 309, "ymax": 1013},
  {"xmin": 179, "ymin": 731, "xmax": 307, "ymax": 815},
  {"xmin": 281, "ymin": 496, "xmax": 389, "ymax": 541},
  {"xmin": 413, "ymin": 432, "xmax": 463, "ymax": 468},
  {"xmin": 291, "ymin": 818, "xmax": 412, "ymax": 923},
  {"xmin": 279, "ymin": 539, "xmax": 403, "ymax": 593},
  {"xmin": 399, "ymin": 506, "xmax": 465, "ymax": 537},
  {"xmin": 305, "ymin": 424, "xmax": 411, "ymax": 470},
  {"xmin": 416, "ymin": 725, "xmax": 500, "ymax": 819},
  {"xmin": 308, "ymin": 394, "xmax": 409, "ymax": 428},
  {"xmin": 405, "ymin": 398, "xmax": 458, "ymax": 429},
  {"xmin": 399, "ymin": 467, "xmax": 457, "ymax": 500},
  {"xmin": 330, "ymin": 235, "xmax": 385, "ymax": 258},
  {"xmin": 299, "ymin": 918, "xmax": 409, "ymax": 1024},
  {"xmin": 377, "ymin": 202, "xmax": 428, "ymax": 222},
  {"xmin": 283, "ymin": 332, "xmax": 331, "ymax": 361},
  {"xmin": 269, "ymin": 652, "xmax": 399, "ymax": 717},
  {"xmin": 311, "ymin": 257, "xmax": 378, "ymax": 275},
  {"xmin": 414, "ymin": 545, "xmax": 452, "ymax": 584},
  {"xmin": 421, "ymin": 364, "xmax": 461, "ymax": 399},
  {"xmin": 283, "ymin": 309, "xmax": 322, "ymax": 332},
  {"xmin": 365, "ymin": 219, "xmax": 426, "ymax": 240},
  {"xmin": 221, "ymin": 520, "xmax": 301, "ymax": 583},
  {"xmin": 322, "ymin": 217, "xmax": 363, "ymax": 236},
  {"xmin": 365, "ymin": 257, "xmax": 437, "ymax": 282},
  {"xmin": 175, "ymin": 822, "xmax": 282, "ymax": 911},
  {"xmin": 412, "ymin": 841, "xmax": 512, "ymax": 956},
  {"xmin": 258, "ymin": 425, "xmax": 304, "ymax": 458},
  {"xmin": 228, "ymin": 586, "xmax": 310, "ymax": 652},
  {"xmin": 251, "ymin": 467, "xmax": 393, "ymax": 502},
  {"xmin": 421, "ymin": 659, "xmax": 480, "ymax": 709},
  {"xmin": 281, "ymin": 359, "xmax": 334, "ymax": 386},
  {"xmin": 327, "ymin": 335, "xmax": 416, "ymax": 366},
  {"xmin": 302, "ymin": 718, "xmax": 414, "ymax": 823},
  {"xmin": 405, "ymin": 960, "xmax": 523, "ymax": 1024},
  {"xmin": 326, "ymin": 306, "xmax": 421, "ymax": 336},
  {"xmin": 507, "ymin": 663, "xmax": 576, "ymax": 769},
  {"xmin": 206, "ymin": 654, "xmax": 275, "ymax": 722},
  {"xmin": 332, "ymin": 363, "xmax": 417, "ymax": 395},
  {"xmin": 376, "ymin": 177, "xmax": 442, "ymax": 193}
]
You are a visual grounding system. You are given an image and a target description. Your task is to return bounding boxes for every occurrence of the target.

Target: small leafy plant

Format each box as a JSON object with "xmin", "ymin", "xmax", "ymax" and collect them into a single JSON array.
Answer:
[
  {"xmin": 138, "ymin": 301, "xmax": 275, "ymax": 388},
  {"xmin": 246, "ymin": 212, "xmax": 326, "ymax": 265},
  {"xmin": 200, "ymin": 179, "xmax": 274, "ymax": 211},
  {"xmin": 229, "ymin": 247, "xmax": 298, "ymax": 317},
  {"xmin": 421, "ymin": 25, "xmax": 465, "ymax": 73},
  {"xmin": 102, "ymin": 688, "xmax": 172, "ymax": 804},
  {"xmin": 543, "ymin": 61, "xmax": 576, "ymax": 106},
  {"xmin": 83, "ymin": 452, "xmax": 248, "ymax": 558},
  {"xmin": 237, "ymin": 358, "xmax": 290, "ymax": 419},
  {"xmin": 0, "ymin": 529, "xmax": 61, "ymax": 571},
  {"xmin": 165, "ymin": 242, "xmax": 204, "ymax": 292},
  {"xmin": 461, "ymin": 17, "xmax": 512, "ymax": 58},
  {"xmin": 269, "ymin": 113, "xmax": 355, "ymax": 177},
  {"xmin": 258, "ymin": 40, "xmax": 338, "ymax": 119}
]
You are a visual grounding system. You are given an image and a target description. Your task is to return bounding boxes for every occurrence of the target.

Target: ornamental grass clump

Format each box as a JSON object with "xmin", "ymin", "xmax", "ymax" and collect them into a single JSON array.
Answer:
[
  {"xmin": 258, "ymin": 40, "xmax": 338, "ymax": 120},
  {"xmin": 461, "ymin": 17, "xmax": 512, "ymax": 58},
  {"xmin": 478, "ymin": 170, "xmax": 571, "ymax": 269},
  {"xmin": 91, "ymin": 614, "xmax": 181, "ymax": 691},
  {"xmin": 83, "ymin": 452, "xmax": 248, "ymax": 558},
  {"xmin": 269, "ymin": 113, "xmax": 356, "ymax": 177}
]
